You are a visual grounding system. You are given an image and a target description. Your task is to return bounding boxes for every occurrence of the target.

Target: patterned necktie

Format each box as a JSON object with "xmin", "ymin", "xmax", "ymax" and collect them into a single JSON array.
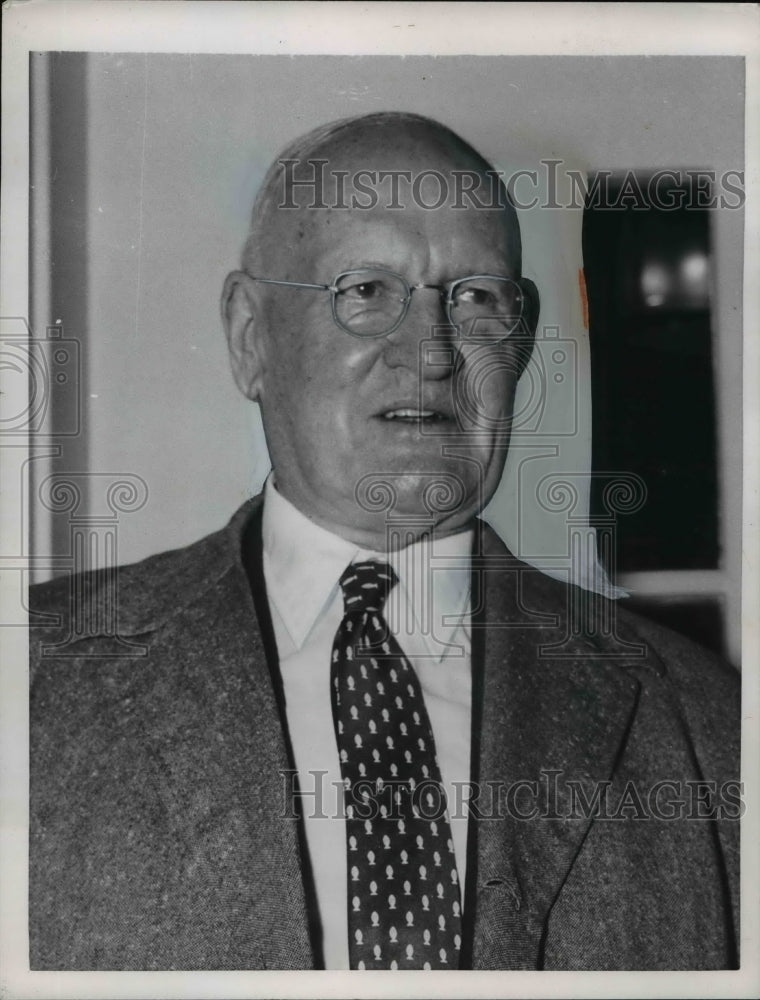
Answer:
[{"xmin": 331, "ymin": 561, "xmax": 462, "ymax": 970}]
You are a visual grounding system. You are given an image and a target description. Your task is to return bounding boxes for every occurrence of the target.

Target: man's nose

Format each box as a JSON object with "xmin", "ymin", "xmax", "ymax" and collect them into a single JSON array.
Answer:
[{"xmin": 381, "ymin": 287, "xmax": 459, "ymax": 380}]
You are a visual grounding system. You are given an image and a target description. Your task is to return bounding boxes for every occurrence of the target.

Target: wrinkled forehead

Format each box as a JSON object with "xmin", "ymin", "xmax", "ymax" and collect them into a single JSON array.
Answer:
[{"xmin": 247, "ymin": 121, "xmax": 522, "ymax": 278}]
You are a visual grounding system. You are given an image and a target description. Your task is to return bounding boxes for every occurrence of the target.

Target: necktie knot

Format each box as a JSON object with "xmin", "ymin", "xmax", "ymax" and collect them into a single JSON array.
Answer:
[{"xmin": 339, "ymin": 562, "xmax": 398, "ymax": 615}]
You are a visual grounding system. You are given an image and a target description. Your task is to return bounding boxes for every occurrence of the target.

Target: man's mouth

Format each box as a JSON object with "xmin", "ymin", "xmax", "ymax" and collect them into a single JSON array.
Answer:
[{"xmin": 379, "ymin": 408, "xmax": 448, "ymax": 424}]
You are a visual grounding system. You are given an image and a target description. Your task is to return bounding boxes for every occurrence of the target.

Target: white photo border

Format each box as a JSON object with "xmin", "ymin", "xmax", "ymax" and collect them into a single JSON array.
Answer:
[{"xmin": 1, "ymin": 2, "xmax": 758, "ymax": 998}]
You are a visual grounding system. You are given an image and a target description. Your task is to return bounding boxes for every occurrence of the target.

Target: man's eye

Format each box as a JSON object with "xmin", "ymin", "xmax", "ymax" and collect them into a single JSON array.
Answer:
[
  {"xmin": 345, "ymin": 280, "xmax": 384, "ymax": 300},
  {"xmin": 456, "ymin": 286, "xmax": 493, "ymax": 306}
]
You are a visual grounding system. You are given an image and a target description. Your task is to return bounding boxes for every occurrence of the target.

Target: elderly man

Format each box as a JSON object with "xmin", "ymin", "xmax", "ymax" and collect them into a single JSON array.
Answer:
[{"xmin": 29, "ymin": 112, "xmax": 739, "ymax": 971}]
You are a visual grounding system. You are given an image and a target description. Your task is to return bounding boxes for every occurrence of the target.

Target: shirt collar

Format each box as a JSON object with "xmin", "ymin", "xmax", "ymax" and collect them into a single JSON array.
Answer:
[{"xmin": 262, "ymin": 475, "xmax": 472, "ymax": 659}]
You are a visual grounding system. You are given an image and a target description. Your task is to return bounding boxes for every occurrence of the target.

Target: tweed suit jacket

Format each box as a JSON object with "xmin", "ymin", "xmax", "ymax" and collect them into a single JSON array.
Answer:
[{"xmin": 29, "ymin": 496, "xmax": 740, "ymax": 970}]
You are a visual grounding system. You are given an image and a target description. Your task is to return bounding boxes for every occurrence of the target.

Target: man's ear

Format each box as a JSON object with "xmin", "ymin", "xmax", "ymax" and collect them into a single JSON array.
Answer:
[{"xmin": 221, "ymin": 271, "xmax": 267, "ymax": 402}]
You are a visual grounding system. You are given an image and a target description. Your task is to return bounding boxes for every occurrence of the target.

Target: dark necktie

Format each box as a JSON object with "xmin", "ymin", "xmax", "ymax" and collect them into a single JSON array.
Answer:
[{"xmin": 331, "ymin": 561, "xmax": 462, "ymax": 970}]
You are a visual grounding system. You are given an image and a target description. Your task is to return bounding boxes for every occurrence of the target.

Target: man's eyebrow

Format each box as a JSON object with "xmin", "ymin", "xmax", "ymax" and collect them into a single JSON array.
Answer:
[{"xmin": 346, "ymin": 260, "xmax": 400, "ymax": 273}]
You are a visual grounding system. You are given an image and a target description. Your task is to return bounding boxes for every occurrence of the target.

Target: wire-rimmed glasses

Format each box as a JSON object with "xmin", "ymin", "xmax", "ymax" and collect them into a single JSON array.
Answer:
[{"xmin": 247, "ymin": 267, "xmax": 526, "ymax": 340}]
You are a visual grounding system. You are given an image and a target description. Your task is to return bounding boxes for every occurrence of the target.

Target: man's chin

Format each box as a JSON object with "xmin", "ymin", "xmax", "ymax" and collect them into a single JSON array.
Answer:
[{"xmin": 352, "ymin": 467, "xmax": 482, "ymax": 537}]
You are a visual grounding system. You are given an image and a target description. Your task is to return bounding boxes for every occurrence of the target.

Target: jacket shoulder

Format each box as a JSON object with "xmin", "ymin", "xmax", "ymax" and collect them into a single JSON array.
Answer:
[
  {"xmin": 512, "ymin": 548, "xmax": 739, "ymax": 706},
  {"xmin": 29, "ymin": 497, "xmax": 261, "ymax": 675},
  {"xmin": 480, "ymin": 523, "xmax": 741, "ymax": 774},
  {"xmin": 615, "ymin": 600, "xmax": 739, "ymax": 693},
  {"xmin": 613, "ymin": 601, "xmax": 740, "ymax": 764}
]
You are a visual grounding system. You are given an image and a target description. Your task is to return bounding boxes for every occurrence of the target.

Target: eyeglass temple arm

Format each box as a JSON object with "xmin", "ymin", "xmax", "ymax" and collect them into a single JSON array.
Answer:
[{"xmin": 248, "ymin": 276, "xmax": 335, "ymax": 292}]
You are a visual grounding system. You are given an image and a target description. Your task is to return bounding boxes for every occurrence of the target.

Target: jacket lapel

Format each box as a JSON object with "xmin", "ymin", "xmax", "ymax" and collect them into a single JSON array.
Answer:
[
  {"xmin": 130, "ymin": 499, "xmax": 316, "ymax": 969},
  {"xmin": 468, "ymin": 525, "xmax": 641, "ymax": 969}
]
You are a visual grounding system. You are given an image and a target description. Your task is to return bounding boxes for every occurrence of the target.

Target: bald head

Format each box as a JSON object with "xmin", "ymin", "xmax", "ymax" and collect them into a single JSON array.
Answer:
[{"xmin": 242, "ymin": 112, "xmax": 523, "ymax": 280}]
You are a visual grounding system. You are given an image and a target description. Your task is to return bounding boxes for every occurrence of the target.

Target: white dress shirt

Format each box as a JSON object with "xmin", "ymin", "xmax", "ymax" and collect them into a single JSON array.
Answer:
[{"xmin": 261, "ymin": 477, "xmax": 473, "ymax": 969}]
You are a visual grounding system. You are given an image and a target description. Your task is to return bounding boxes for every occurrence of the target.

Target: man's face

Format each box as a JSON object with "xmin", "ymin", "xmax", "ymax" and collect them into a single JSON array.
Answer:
[{"xmin": 226, "ymin": 135, "xmax": 532, "ymax": 548}]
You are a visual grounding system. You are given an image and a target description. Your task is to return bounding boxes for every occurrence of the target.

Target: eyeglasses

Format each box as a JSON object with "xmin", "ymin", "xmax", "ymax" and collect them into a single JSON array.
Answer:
[{"xmin": 247, "ymin": 268, "xmax": 526, "ymax": 340}]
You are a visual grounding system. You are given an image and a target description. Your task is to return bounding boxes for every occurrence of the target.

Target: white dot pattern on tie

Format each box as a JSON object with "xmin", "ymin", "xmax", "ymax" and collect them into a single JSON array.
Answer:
[{"xmin": 331, "ymin": 561, "xmax": 462, "ymax": 970}]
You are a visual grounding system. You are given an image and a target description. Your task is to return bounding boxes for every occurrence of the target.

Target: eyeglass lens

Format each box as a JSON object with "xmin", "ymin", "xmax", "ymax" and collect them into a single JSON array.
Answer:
[{"xmin": 333, "ymin": 269, "xmax": 523, "ymax": 338}]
